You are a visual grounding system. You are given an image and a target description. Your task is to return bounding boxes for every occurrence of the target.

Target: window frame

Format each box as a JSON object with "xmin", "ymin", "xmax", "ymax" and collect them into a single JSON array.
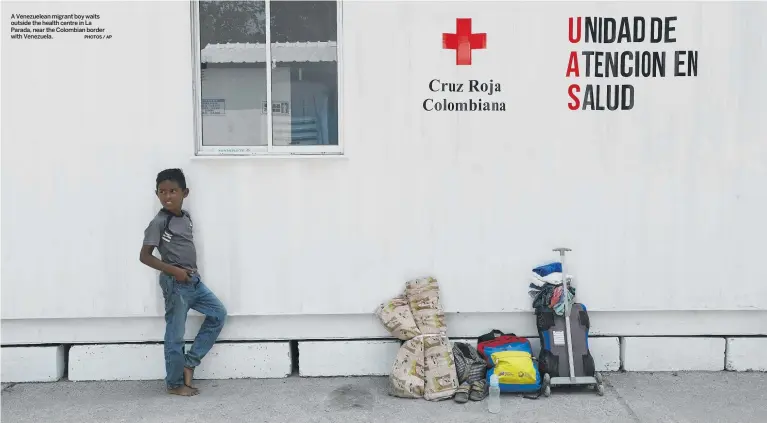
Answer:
[{"xmin": 190, "ymin": 0, "xmax": 345, "ymax": 157}]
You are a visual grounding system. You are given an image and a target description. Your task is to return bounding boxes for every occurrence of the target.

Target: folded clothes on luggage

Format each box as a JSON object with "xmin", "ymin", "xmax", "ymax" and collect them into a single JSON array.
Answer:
[
  {"xmin": 529, "ymin": 282, "xmax": 576, "ymax": 316},
  {"xmin": 529, "ymin": 272, "xmax": 572, "ymax": 287}
]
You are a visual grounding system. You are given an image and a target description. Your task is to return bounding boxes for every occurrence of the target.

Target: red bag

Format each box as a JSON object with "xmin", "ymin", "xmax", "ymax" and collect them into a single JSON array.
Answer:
[{"xmin": 476, "ymin": 329, "xmax": 529, "ymax": 366}]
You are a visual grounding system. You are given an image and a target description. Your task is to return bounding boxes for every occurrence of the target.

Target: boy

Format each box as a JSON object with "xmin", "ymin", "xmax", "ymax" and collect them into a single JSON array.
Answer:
[{"xmin": 139, "ymin": 168, "xmax": 227, "ymax": 396}]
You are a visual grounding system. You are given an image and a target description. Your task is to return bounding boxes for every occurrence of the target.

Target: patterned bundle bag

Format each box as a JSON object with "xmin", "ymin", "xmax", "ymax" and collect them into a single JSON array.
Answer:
[
  {"xmin": 376, "ymin": 277, "xmax": 459, "ymax": 401},
  {"xmin": 375, "ymin": 296, "xmax": 421, "ymax": 340},
  {"xmin": 388, "ymin": 337, "xmax": 425, "ymax": 398},
  {"xmin": 422, "ymin": 334, "xmax": 459, "ymax": 401},
  {"xmin": 405, "ymin": 277, "xmax": 446, "ymax": 335}
]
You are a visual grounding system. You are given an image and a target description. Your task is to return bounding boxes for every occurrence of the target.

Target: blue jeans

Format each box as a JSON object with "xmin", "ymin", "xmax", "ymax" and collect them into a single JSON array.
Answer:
[{"xmin": 159, "ymin": 273, "xmax": 227, "ymax": 389}]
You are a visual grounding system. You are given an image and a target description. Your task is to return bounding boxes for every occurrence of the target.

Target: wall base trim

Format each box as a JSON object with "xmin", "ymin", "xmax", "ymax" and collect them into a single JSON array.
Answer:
[{"xmin": 2, "ymin": 310, "xmax": 765, "ymax": 345}]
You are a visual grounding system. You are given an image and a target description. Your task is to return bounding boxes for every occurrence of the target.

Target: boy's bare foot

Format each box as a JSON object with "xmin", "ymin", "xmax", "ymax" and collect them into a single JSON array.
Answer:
[
  {"xmin": 167, "ymin": 385, "xmax": 198, "ymax": 396},
  {"xmin": 184, "ymin": 367, "xmax": 197, "ymax": 390}
]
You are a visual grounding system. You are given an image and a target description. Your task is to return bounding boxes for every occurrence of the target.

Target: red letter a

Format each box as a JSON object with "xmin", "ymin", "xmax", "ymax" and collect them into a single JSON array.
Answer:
[{"xmin": 566, "ymin": 51, "xmax": 580, "ymax": 77}]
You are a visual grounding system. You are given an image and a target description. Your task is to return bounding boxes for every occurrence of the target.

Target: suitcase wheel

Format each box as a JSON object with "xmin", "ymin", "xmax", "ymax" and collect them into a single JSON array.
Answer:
[
  {"xmin": 542, "ymin": 373, "xmax": 551, "ymax": 397},
  {"xmin": 595, "ymin": 372, "xmax": 605, "ymax": 396}
]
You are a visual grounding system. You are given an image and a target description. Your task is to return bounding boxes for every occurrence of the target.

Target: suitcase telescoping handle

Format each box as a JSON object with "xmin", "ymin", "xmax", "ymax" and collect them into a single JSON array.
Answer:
[{"xmin": 553, "ymin": 247, "xmax": 577, "ymax": 382}]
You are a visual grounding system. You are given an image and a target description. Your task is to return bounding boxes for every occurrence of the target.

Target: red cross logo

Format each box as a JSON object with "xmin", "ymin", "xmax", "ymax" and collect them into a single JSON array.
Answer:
[{"xmin": 442, "ymin": 18, "xmax": 487, "ymax": 66}]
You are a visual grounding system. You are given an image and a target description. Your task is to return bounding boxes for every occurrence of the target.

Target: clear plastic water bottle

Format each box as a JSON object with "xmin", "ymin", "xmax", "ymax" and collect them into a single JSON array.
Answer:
[{"xmin": 488, "ymin": 374, "xmax": 501, "ymax": 414}]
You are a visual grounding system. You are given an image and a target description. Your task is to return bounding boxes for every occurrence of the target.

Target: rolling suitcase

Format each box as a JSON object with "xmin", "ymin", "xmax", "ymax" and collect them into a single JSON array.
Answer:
[{"xmin": 537, "ymin": 248, "xmax": 605, "ymax": 397}]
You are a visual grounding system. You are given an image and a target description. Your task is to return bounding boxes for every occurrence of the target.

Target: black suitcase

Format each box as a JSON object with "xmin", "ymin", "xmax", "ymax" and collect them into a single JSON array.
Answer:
[
  {"xmin": 536, "ymin": 302, "xmax": 596, "ymax": 380},
  {"xmin": 535, "ymin": 248, "xmax": 604, "ymax": 397}
]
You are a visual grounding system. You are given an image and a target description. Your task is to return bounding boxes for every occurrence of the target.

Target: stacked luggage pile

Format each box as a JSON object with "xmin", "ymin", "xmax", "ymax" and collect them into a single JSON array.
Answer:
[{"xmin": 376, "ymin": 248, "xmax": 604, "ymax": 404}]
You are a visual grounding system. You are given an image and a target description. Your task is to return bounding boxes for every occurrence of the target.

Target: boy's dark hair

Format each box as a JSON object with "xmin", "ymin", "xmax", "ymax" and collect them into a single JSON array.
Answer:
[{"xmin": 156, "ymin": 168, "xmax": 187, "ymax": 190}]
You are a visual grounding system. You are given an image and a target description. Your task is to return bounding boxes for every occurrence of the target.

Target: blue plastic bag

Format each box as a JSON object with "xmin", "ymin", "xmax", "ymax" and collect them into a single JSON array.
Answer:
[{"xmin": 532, "ymin": 262, "xmax": 562, "ymax": 277}]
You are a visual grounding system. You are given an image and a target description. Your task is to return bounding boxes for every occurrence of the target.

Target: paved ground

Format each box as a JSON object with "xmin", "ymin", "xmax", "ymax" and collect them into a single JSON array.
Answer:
[{"xmin": 2, "ymin": 372, "xmax": 765, "ymax": 423}]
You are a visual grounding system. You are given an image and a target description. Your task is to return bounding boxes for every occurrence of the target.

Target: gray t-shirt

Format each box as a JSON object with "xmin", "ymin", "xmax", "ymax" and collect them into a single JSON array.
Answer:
[{"xmin": 143, "ymin": 210, "xmax": 197, "ymax": 271}]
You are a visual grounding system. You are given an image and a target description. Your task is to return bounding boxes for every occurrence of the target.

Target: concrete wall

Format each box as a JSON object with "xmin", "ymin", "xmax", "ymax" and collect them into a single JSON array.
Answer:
[
  {"xmin": 5, "ymin": 337, "xmax": 766, "ymax": 382},
  {"xmin": 2, "ymin": 1, "xmax": 766, "ymax": 350}
]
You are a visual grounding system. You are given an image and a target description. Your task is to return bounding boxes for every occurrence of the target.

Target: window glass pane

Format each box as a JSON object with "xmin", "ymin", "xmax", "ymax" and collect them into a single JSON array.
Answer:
[
  {"xmin": 270, "ymin": 1, "xmax": 339, "ymax": 147},
  {"xmin": 199, "ymin": 0, "xmax": 268, "ymax": 147}
]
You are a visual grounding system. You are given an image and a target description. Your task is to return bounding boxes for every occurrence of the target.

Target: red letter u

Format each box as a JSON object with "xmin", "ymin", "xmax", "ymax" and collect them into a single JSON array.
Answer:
[{"xmin": 569, "ymin": 17, "xmax": 581, "ymax": 43}]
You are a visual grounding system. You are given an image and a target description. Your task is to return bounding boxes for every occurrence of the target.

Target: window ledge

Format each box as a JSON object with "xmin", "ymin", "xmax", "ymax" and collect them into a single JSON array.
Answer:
[{"xmin": 191, "ymin": 154, "xmax": 348, "ymax": 160}]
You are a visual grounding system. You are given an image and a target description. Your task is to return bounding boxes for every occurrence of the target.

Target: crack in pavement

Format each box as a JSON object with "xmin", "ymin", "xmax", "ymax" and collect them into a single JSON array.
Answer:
[
  {"xmin": 605, "ymin": 377, "xmax": 642, "ymax": 423},
  {"xmin": 2, "ymin": 383, "xmax": 19, "ymax": 393}
]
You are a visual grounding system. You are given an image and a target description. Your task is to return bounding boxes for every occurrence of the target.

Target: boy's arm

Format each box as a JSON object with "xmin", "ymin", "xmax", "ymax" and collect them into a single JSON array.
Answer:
[
  {"xmin": 140, "ymin": 217, "xmax": 188, "ymax": 281},
  {"xmin": 139, "ymin": 245, "xmax": 180, "ymax": 274}
]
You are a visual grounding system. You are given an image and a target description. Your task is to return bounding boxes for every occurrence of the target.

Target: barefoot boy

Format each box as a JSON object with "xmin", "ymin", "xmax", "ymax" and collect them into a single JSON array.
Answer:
[{"xmin": 139, "ymin": 168, "xmax": 227, "ymax": 396}]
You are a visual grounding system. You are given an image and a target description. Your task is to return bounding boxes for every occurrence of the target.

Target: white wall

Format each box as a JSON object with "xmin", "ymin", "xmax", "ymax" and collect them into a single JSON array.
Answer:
[{"xmin": 2, "ymin": 1, "xmax": 766, "ymax": 344}]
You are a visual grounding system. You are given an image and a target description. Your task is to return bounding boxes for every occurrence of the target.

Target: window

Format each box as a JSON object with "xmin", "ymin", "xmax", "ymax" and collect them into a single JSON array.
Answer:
[{"xmin": 191, "ymin": 0, "xmax": 343, "ymax": 156}]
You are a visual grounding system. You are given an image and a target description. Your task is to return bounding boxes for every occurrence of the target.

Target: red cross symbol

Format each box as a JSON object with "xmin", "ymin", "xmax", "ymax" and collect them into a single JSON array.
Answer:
[{"xmin": 442, "ymin": 18, "xmax": 487, "ymax": 66}]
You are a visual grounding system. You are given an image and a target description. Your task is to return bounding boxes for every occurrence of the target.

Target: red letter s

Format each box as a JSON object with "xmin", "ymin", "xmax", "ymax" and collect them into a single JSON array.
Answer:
[{"xmin": 568, "ymin": 84, "xmax": 581, "ymax": 110}]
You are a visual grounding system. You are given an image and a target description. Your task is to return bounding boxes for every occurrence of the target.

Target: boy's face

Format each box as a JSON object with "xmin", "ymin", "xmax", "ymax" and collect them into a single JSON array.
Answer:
[{"xmin": 156, "ymin": 180, "xmax": 189, "ymax": 213}]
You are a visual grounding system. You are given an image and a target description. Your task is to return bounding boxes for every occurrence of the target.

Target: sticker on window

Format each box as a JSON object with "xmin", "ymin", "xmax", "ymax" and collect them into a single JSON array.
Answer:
[{"xmin": 202, "ymin": 99, "xmax": 225, "ymax": 116}]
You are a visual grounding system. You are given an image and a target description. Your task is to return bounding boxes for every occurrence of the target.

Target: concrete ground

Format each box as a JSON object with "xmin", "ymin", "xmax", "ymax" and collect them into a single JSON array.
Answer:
[{"xmin": 2, "ymin": 372, "xmax": 765, "ymax": 423}]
